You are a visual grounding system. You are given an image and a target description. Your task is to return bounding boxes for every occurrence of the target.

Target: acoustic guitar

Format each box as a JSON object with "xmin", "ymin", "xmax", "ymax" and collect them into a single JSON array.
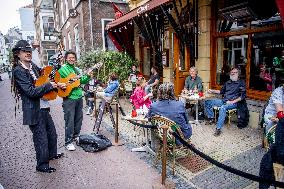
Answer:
[
  {"xmin": 57, "ymin": 62, "xmax": 103, "ymax": 98},
  {"xmin": 35, "ymin": 65, "xmax": 60, "ymax": 100}
]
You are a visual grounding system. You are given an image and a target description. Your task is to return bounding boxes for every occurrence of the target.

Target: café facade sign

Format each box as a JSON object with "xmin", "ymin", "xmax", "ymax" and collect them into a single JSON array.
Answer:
[{"xmin": 106, "ymin": 0, "xmax": 171, "ymax": 30}]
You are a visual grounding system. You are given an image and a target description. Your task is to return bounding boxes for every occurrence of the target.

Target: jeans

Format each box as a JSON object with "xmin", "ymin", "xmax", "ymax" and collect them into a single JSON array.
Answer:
[
  {"xmin": 204, "ymin": 98, "xmax": 237, "ymax": 129},
  {"xmin": 62, "ymin": 98, "xmax": 83, "ymax": 145}
]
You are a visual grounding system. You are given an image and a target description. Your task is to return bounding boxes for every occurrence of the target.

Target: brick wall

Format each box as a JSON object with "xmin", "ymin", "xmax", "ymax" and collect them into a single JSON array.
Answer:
[{"xmin": 55, "ymin": 0, "xmax": 128, "ymax": 56}]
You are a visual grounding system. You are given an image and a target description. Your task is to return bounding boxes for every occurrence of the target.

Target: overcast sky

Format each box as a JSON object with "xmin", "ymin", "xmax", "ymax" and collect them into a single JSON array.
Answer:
[{"xmin": 0, "ymin": 0, "xmax": 33, "ymax": 34}]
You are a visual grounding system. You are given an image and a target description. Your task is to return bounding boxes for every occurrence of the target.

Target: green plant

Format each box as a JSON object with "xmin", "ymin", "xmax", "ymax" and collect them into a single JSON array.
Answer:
[{"xmin": 78, "ymin": 50, "xmax": 138, "ymax": 83}]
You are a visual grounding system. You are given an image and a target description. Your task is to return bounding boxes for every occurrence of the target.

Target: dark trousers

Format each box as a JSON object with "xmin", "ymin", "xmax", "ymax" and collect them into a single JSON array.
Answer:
[
  {"xmin": 29, "ymin": 108, "xmax": 57, "ymax": 169},
  {"xmin": 63, "ymin": 98, "xmax": 83, "ymax": 145}
]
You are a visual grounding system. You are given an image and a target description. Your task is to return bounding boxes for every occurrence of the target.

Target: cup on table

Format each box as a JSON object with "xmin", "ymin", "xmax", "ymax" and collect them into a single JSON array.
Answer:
[{"xmin": 131, "ymin": 109, "xmax": 137, "ymax": 117}]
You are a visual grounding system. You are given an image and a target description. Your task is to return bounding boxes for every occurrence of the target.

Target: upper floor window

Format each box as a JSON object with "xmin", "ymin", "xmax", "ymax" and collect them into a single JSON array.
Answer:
[
  {"xmin": 67, "ymin": 32, "xmax": 72, "ymax": 50},
  {"xmin": 61, "ymin": 1, "xmax": 64, "ymax": 24},
  {"xmin": 74, "ymin": 24, "xmax": 80, "ymax": 57},
  {"xmin": 65, "ymin": 0, "xmax": 69, "ymax": 20},
  {"xmin": 101, "ymin": 19, "xmax": 116, "ymax": 51},
  {"xmin": 42, "ymin": 16, "xmax": 55, "ymax": 41}
]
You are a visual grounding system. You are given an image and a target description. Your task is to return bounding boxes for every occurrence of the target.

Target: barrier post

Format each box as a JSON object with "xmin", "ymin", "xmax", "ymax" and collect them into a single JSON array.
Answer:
[
  {"xmin": 161, "ymin": 126, "xmax": 168, "ymax": 185},
  {"xmin": 115, "ymin": 102, "xmax": 119, "ymax": 143}
]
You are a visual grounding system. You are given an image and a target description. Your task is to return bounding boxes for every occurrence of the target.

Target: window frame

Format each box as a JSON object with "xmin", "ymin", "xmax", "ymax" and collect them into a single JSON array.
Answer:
[{"xmin": 210, "ymin": 4, "xmax": 283, "ymax": 100}]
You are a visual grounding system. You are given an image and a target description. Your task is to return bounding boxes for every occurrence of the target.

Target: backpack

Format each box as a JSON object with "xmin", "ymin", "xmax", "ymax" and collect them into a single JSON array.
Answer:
[{"xmin": 77, "ymin": 134, "xmax": 112, "ymax": 153}]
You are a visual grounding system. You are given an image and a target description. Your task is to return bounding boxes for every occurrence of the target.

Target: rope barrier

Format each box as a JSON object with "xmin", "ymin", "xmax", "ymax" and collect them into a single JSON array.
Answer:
[
  {"xmin": 172, "ymin": 132, "xmax": 284, "ymax": 188},
  {"xmin": 127, "ymin": 120, "xmax": 158, "ymax": 129}
]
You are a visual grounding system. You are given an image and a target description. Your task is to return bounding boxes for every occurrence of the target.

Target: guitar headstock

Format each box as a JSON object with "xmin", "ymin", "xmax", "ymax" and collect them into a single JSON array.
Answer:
[
  {"xmin": 86, "ymin": 62, "xmax": 103, "ymax": 75},
  {"xmin": 93, "ymin": 62, "xmax": 103, "ymax": 69}
]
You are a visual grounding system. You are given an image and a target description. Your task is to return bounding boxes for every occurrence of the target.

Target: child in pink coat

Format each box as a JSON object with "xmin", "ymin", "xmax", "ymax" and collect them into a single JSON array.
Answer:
[{"xmin": 130, "ymin": 77, "xmax": 152, "ymax": 109}]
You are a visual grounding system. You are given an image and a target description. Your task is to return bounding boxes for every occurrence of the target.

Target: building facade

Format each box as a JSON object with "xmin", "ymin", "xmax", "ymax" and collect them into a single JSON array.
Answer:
[
  {"xmin": 53, "ymin": 0, "xmax": 128, "ymax": 59},
  {"xmin": 0, "ymin": 33, "xmax": 9, "ymax": 67},
  {"xmin": 33, "ymin": 0, "xmax": 58, "ymax": 66},
  {"xmin": 19, "ymin": 4, "xmax": 36, "ymax": 43},
  {"xmin": 107, "ymin": 0, "xmax": 284, "ymax": 127}
]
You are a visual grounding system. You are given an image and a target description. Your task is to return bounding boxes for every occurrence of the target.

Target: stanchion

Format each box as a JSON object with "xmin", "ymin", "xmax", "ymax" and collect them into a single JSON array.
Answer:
[
  {"xmin": 161, "ymin": 125, "xmax": 168, "ymax": 185},
  {"xmin": 112, "ymin": 101, "xmax": 123, "ymax": 146},
  {"xmin": 115, "ymin": 103, "xmax": 119, "ymax": 143}
]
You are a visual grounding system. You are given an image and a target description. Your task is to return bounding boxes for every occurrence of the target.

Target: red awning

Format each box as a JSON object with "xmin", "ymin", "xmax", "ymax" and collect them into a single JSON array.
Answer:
[
  {"xmin": 276, "ymin": 0, "xmax": 284, "ymax": 27},
  {"xmin": 106, "ymin": 0, "xmax": 171, "ymax": 30}
]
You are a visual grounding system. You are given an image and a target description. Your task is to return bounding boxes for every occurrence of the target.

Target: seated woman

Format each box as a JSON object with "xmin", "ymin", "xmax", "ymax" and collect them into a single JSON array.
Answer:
[
  {"xmin": 183, "ymin": 66, "xmax": 203, "ymax": 94},
  {"xmin": 264, "ymin": 86, "xmax": 284, "ymax": 134},
  {"xmin": 130, "ymin": 77, "xmax": 152, "ymax": 110},
  {"xmin": 96, "ymin": 72, "xmax": 119, "ymax": 102},
  {"xmin": 147, "ymin": 83, "xmax": 192, "ymax": 145}
]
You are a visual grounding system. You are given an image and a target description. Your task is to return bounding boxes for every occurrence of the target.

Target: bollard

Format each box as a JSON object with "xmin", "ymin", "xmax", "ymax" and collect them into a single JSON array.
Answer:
[
  {"xmin": 161, "ymin": 126, "xmax": 168, "ymax": 185},
  {"xmin": 93, "ymin": 90, "xmax": 97, "ymax": 118},
  {"xmin": 115, "ymin": 102, "xmax": 119, "ymax": 143}
]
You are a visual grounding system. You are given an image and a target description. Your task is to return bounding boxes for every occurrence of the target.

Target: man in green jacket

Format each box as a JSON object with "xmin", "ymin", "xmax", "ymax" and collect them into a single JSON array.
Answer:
[{"xmin": 58, "ymin": 50, "xmax": 91, "ymax": 151}]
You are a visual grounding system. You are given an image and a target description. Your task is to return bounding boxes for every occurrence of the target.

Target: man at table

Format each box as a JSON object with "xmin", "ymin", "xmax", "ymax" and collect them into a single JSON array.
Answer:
[
  {"xmin": 144, "ymin": 66, "xmax": 160, "ymax": 95},
  {"xmin": 147, "ymin": 83, "xmax": 192, "ymax": 145},
  {"xmin": 204, "ymin": 67, "xmax": 246, "ymax": 136}
]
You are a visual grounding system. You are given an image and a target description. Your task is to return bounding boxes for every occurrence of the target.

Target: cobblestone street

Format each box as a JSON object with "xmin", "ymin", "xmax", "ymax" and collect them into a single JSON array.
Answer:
[
  {"xmin": 0, "ymin": 72, "xmax": 268, "ymax": 189},
  {"xmin": 0, "ymin": 73, "xmax": 161, "ymax": 189}
]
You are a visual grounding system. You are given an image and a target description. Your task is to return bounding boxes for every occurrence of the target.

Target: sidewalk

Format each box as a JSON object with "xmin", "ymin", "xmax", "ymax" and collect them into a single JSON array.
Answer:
[
  {"xmin": 0, "ymin": 77, "xmax": 162, "ymax": 189},
  {"xmin": 102, "ymin": 97, "xmax": 265, "ymax": 189}
]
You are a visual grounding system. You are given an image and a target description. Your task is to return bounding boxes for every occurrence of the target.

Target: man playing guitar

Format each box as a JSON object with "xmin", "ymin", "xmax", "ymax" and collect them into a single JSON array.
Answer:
[{"xmin": 58, "ymin": 50, "xmax": 93, "ymax": 151}]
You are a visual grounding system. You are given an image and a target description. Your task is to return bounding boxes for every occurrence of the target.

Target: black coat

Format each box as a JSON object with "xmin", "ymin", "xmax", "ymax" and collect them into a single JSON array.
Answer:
[
  {"xmin": 13, "ymin": 63, "xmax": 53, "ymax": 125},
  {"xmin": 237, "ymin": 100, "xmax": 249, "ymax": 128}
]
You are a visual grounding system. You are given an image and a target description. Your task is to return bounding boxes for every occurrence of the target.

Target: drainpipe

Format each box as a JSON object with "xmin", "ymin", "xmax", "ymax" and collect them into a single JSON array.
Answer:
[{"xmin": 89, "ymin": 0, "xmax": 94, "ymax": 49}]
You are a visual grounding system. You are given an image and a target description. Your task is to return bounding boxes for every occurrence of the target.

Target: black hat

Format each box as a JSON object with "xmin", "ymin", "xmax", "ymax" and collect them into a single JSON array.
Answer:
[{"xmin": 12, "ymin": 40, "xmax": 32, "ymax": 52}]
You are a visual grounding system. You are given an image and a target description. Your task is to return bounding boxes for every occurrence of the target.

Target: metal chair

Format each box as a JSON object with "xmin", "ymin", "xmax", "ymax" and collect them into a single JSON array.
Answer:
[
  {"xmin": 213, "ymin": 106, "xmax": 237, "ymax": 127},
  {"xmin": 150, "ymin": 115, "xmax": 191, "ymax": 175}
]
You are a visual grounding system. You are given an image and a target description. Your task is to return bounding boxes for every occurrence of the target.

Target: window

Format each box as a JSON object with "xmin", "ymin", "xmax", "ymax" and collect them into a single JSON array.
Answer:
[
  {"xmin": 46, "ymin": 50, "xmax": 55, "ymax": 62},
  {"xmin": 250, "ymin": 31, "xmax": 284, "ymax": 92},
  {"xmin": 61, "ymin": 1, "xmax": 64, "ymax": 24},
  {"xmin": 67, "ymin": 32, "xmax": 72, "ymax": 50},
  {"xmin": 42, "ymin": 16, "xmax": 55, "ymax": 40},
  {"xmin": 212, "ymin": 0, "xmax": 282, "ymax": 100},
  {"xmin": 65, "ymin": 0, "xmax": 69, "ymax": 20},
  {"xmin": 74, "ymin": 24, "xmax": 80, "ymax": 58},
  {"xmin": 216, "ymin": 35, "xmax": 248, "ymax": 85},
  {"xmin": 101, "ymin": 19, "xmax": 116, "ymax": 51},
  {"xmin": 63, "ymin": 36, "xmax": 67, "ymax": 50}
]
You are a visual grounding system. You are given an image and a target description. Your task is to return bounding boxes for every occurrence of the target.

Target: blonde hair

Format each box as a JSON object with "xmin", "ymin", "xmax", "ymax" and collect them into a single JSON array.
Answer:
[{"xmin": 190, "ymin": 66, "xmax": 198, "ymax": 74}]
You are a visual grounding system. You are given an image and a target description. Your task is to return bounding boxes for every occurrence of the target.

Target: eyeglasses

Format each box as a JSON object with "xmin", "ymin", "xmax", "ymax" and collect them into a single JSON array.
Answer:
[{"xmin": 230, "ymin": 71, "xmax": 238, "ymax": 74}]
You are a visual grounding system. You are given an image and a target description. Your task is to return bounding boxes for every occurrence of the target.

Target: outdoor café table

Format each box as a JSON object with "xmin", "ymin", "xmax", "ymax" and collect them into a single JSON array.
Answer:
[
  {"xmin": 179, "ymin": 93, "xmax": 216, "ymax": 124},
  {"xmin": 121, "ymin": 115, "xmax": 156, "ymax": 156}
]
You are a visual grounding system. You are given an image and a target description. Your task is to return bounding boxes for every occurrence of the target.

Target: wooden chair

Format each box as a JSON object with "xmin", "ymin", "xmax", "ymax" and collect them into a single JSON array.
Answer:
[
  {"xmin": 263, "ymin": 124, "xmax": 276, "ymax": 150},
  {"xmin": 273, "ymin": 163, "xmax": 284, "ymax": 189},
  {"xmin": 213, "ymin": 106, "xmax": 237, "ymax": 127},
  {"xmin": 121, "ymin": 80, "xmax": 133, "ymax": 99},
  {"xmin": 150, "ymin": 115, "xmax": 191, "ymax": 175}
]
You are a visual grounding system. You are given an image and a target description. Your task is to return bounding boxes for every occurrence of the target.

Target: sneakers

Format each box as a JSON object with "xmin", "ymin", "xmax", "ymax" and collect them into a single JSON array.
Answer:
[
  {"xmin": 86, "ymin": 107, "xmax": 92, "ymax": 115},
  {"xmin": 65, "ymin": 143, "xmax": 76, "ymax": 151},
  {"xmin": 205, "ymin": 118, "xmax": 215, "ymax": 125},
  {"xmin": 213, "ymin": 129, "xmax": 222, "ymax": 137}
]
